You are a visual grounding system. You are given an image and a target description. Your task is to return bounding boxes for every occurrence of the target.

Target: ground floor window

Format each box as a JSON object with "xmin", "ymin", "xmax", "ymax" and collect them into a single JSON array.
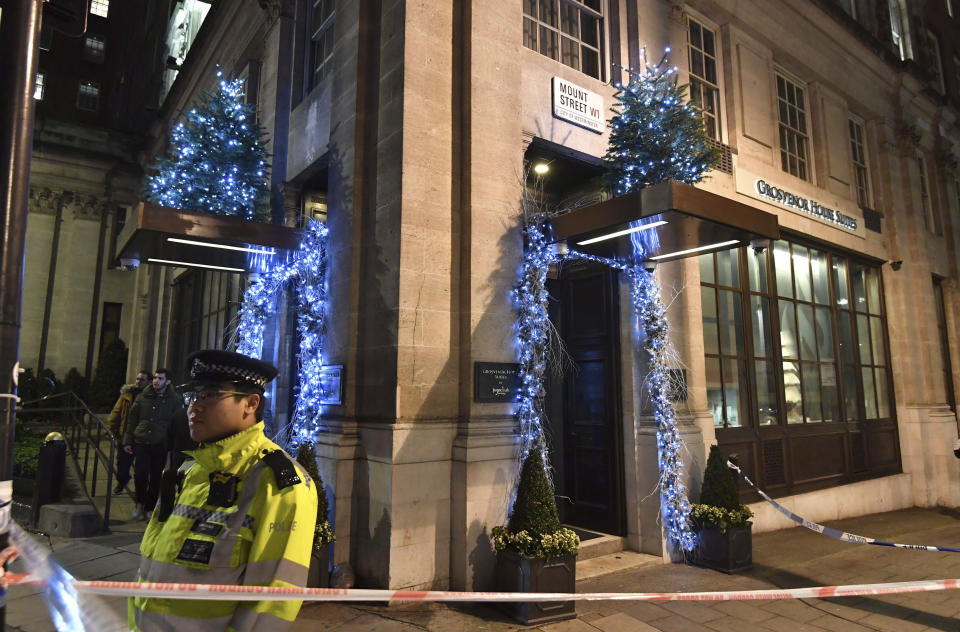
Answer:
[{"xmin": 700, "ymin": 238, "xmax": 900, "ymax": 496}]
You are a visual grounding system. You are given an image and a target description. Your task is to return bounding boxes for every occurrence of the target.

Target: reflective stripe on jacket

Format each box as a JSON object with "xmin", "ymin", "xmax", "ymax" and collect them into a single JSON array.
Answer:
[{"xmin": 128, "ymin": 422, "xmax": 318, "ymax": 631}]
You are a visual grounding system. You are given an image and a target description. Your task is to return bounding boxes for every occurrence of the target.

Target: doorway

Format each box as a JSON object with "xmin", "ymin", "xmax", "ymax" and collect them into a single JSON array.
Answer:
[{"xmin": 546, "ymin": 261, "xmax": 625, "ymax": 535}]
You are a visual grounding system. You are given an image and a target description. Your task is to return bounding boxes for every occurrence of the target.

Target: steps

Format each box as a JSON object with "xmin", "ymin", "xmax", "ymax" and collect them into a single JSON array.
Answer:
[{"xmin": 571, "ymin": 526, "xmax": 664, "ymax": 581}]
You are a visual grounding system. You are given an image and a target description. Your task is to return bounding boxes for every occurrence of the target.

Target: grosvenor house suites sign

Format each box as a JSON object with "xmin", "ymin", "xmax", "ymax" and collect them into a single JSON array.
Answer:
[
  {"xmin": 736, "ymin": 168, "xmax": 862, "ymax": 235},
  {"xmin": 552, "ymin": 77, "xmax": 604, "ymax": 133}
]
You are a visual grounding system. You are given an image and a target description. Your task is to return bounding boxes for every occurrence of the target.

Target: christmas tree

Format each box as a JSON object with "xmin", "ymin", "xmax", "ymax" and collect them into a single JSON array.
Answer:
[
  {"xmin": 604, "ymin": 47, "xmax": 720, "ymax": 196},
  {"xmin": 146, "ymin": 69, "xmax": 270, "ymax": 221}
]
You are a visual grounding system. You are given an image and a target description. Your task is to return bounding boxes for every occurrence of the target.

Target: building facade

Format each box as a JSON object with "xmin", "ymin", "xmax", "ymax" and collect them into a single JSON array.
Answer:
[
  {"xmin": 22, "ymin": 0, "xmax": 170, "ymax": 384},
  {"xmin": 127, "ymin": 0, "xmax": 960, "ymax": 592}
]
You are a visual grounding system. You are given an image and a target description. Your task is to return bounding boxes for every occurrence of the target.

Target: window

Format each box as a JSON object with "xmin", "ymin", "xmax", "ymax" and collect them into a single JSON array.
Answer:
[
  {"xmin": 838, "ymin": 0, "xmax": 856, "ymax": 18},
  {"xmin": 83, "ymin": 36, "xmax": 106, "ymax": 64},
  {"xmin": 776, "ymin": 72, "xmax": 809, "ymax": 180},
  {"xmin": 848, "ymin": 116, "xmax": 870, "ymax": 207},
  {"xmin": 34, "ymin": 72, "xmax": 45, "ymax": 101},
  {"xmin": 76, "ymin": 80, "xmax": 100, "ymax": 111},
  {"xmin": 917, "ymin": 154, "xmax": 939, "ymax": 233},
  {"xmin": 90, "ymin": 0, "xmax": 109, "ymax": 18},
  {"xmin": 700, "ymin": 242, "xmax": 897, "ymax": 492},
  {"xmin": 687, "ymin": 18, "xmax": 721, "ymax": 140},
  {"xmin": 98, "ymin": 302, "xmax": 122, "ymax": 358},
  {"xmin": 888, "ymin": 0, "xmax": 911, "ymax": 60},
  {"xmin": 523, "ymin": 0, "xmax": 603, "ymax": 80},
  {"xmin": 934, "ymin": 278, "xmax": 956, "ymax": 413},
  {"xmin": 306, "ymin": 0, "xmax": 335, "ymax": 91},
  {"xmin": 948, "ymin": 0, "xmax": 955, "ymax": 18},
  {"xmin": 921, "ymin": 29, "xmax": 945, "ymax": 92}
]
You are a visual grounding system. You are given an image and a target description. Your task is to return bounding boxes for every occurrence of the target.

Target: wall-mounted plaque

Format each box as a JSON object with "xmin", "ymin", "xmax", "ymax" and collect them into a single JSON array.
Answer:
[
  {"xmin": 317, "ymin": 365, "xmax": 344, "ymax": 405},
  {"xmin": 474, "ymin": 362, "xmax": 521, "ymax": 403}
]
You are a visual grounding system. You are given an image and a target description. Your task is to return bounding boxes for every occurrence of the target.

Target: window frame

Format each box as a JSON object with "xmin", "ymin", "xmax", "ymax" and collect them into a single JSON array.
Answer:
[
  {"xmin": 700, "ymin": 240, "xmax": 899, "ymax": 494},
  {"xmin": 83, "ymin": 35, "xmax": 106, "ymax": 64},
  {"xmin": 888, "ymin": 0, "xmax": 912, "ymax": 60},
  {"xmin": 76, "ymin": 80, "xmax": 100, "ymax": 112},
  {"xmin": 922, "ymin": 28, "xmax": 945, "ymax": 93},
  {"xmin": 34, "ymin": 72, "xmax": 46, "ymax": 101},
  {"xmin": 917, "ymin": 153, "xmax": 940, "ymax": 234},
  {"xmin": 307, "ymin": 0, "xmax": 335, "ymax": 93},
  {"xmin": 686, "ymin": 12, "xmax": 724, "ymax": 143},
  {"xmin": 775, "ymin": 69, "xmax": 811, "ymax": 181},
  {"xmin": 847, "ymin": 115, "xmax": 871, "ymax": 208},
  {"xmin": 90, "ymin": 0, "xmax": 109, "ymax": 18},
  {"xmin": 522, "ymin": 0, "xmax": 605, "ymax": 81}
]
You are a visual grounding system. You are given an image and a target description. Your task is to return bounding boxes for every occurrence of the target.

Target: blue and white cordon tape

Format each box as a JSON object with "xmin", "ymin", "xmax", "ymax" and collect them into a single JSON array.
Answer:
[{"xmin": 727, "ymin": 460, "xmax": 960, "ymax": 553}]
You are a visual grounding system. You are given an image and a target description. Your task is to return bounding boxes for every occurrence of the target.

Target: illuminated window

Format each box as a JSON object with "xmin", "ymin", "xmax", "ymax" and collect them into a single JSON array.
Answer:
[
  {"xmin": 90, "ymin": 0, "xmax": 109, "ymax": 18},
  {"xmin": 523, "ymin": 0, "xmax": 603, "ymax": 80},
  {"xmin": 947, "ymin": 0, "xmax": 954, "ymax": 18},
  {"xmin": 77, "ymin": 80, "xmax": 100, "ymax": 111},
  {"xmin": 83, "ymin": 36, "xmax": 106, "ymax": 63},
  {"xmin": 687, "ymin": 18, "xmax": 721, "ymax": 141},
  {"xmin": 848, "ymin": 116, "xmax": 870, "ymax": 207},
  {"xmin": 34, "ymin": 72, "xmax": 45, "ymax": 100},
  {"xmin": 776, "ymin": 72, "xmax": 809, "ymax": 180},
  {"xmin": 888, "ymin": 0, "xmax": 911, "ymax": 60}
]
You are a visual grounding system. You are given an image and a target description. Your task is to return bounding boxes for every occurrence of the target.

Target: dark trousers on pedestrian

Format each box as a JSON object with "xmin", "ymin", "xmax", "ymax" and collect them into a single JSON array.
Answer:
[
  {"xmin": 134, "ymin": 442, "xmax": 167, "ymax": 511},
  {"xmin": 115, "ymin": 446, "xmax": 134, "ymax": 488}
]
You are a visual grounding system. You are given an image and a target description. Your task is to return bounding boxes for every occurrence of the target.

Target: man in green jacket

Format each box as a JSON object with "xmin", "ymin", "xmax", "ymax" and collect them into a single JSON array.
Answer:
[
  {"xmin": 123, "ymin": 368, "xmax": 182, "ymax": 520},
  {"xmin": 128, "ymin": 349, "xmax": 317, "ymax": 631}
]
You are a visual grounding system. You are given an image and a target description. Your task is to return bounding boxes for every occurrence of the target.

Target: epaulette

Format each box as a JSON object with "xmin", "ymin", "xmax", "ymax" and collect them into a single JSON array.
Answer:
[{"xmin": 261, "ymin": 450, "xmax": 302, "ymax": 489}]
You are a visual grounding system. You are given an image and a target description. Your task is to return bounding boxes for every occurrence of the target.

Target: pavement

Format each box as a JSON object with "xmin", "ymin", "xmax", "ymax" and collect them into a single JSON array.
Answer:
[{"xmin": 5, "ymin": 505, "xmax": 960, "ymax": 631}]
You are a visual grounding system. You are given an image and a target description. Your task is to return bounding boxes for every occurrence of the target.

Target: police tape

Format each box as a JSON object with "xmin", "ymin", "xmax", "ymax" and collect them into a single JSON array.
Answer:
[
  {"xmin": 37, "ymin": 577, "xmax": 960, "ymax": 602},
  {"xmin": 727, "ymin": 460, "xmax": 960, "ymax": 553}
]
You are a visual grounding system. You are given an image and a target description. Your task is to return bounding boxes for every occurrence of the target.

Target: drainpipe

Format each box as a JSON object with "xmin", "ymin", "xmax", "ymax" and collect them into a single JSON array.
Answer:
[
  {"xmin": 0, "ymin": 0, "xmax": 43, "ymax": 626},
  {"xmin": 84, "ymin": 203, "xmax": 110, "ymax": 379},
  {"xmin": 37, "ymin": 191, "xmax": 72, "ymax": 372}
]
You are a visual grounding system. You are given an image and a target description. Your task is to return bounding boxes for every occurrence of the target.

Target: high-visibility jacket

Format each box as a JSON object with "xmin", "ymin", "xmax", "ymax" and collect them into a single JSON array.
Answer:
[{"xmin": 128, "ymin": 422, "xmax": 318, "ymax": 631}]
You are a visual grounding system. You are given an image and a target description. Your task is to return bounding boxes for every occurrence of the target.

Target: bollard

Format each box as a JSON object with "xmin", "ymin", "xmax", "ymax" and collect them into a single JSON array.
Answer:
[{"xmin": 31, "ymin": 432, "xmax": 67, "ymax": 526}]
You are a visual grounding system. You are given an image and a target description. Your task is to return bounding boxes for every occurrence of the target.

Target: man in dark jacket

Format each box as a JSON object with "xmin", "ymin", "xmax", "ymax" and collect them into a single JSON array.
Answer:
[{"xmin": 122, "ymin": 368, "xmax": 182, "ymax": 520}]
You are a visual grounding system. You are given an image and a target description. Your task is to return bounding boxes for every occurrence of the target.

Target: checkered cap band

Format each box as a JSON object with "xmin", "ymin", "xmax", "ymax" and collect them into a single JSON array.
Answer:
[{"xmin": 189, "ymin": 358, "xmax": 270, "ymax": 388}]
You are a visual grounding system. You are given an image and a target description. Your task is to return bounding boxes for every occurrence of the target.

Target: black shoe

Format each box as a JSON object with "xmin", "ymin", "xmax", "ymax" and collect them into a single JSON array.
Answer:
[{"xmin": 113, "ymin": 483, "xmax": 125, "ymax": 495}]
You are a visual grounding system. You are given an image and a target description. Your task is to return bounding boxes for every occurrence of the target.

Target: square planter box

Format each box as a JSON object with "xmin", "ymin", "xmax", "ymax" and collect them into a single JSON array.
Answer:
[
  {"xmin": 495, "ymin": 549, "xmax": 576, "ymax": 625},
  {"xmin": 307, "ymin": 544, "xmax": 330, "ymax": 588},
  {"xmin": 691, "ymin": 523, "xmax": 752, "ymax": 573}
]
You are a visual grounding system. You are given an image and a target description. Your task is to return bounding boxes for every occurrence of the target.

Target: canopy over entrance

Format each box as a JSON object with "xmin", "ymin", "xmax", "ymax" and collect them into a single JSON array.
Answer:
[
  {"xmin": 114, "ymin": 202, "xmax": 303, "ymax": 272},
  {"xmin": 547, "ymin": 180, "xmax": 779, "ymax": 263}
]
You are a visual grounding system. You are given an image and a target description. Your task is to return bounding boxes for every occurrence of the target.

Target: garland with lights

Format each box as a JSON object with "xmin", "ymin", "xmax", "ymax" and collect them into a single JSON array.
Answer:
[
  {"xmin": 146, "ymin": 68, "xmax": 271, "ymax": 222},
  {"xmin": 237, "ymin": 219, "xmax": 329, "ymax": 447},
  {"xmin": 626, "ymin": 265, "xmax": 696, "ymax": 552}
]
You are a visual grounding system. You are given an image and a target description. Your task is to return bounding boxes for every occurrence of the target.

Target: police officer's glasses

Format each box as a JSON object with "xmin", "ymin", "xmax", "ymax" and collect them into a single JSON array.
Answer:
[{"xmin": 182, "ymin": 388, "xmax": 250, "ymax": 406}]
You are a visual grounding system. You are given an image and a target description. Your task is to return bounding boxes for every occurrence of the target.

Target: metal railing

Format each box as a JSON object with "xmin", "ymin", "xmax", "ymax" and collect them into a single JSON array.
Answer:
[{"xmin": 17, "ymin": 392, "xmax": 115, "ymax": 531}]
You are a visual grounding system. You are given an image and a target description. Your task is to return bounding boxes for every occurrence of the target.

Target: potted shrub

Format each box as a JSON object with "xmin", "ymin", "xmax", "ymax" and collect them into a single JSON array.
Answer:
[
  {"xmin": 492, "ymin": 447, "xmax": 579, "ymax": 625},
  {"xmin": 690, "ymin": 445, "xmax": 754, "ymax": 573},
  {"xmin": 296, "ymin": 442, "xmax": 335, "ymax": 588}
]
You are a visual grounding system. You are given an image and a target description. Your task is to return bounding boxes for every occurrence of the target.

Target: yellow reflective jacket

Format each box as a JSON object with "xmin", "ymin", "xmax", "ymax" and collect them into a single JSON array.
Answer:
[{"xmin": 128, "ymin": 422, "xmax": 318, "ymax": 631}]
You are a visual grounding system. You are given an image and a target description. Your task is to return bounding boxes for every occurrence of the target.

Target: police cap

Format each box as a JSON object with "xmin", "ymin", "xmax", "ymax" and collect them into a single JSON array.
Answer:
[{"xmin": 184, "ymin": 349, "xmax": 278, "ymax": 391}]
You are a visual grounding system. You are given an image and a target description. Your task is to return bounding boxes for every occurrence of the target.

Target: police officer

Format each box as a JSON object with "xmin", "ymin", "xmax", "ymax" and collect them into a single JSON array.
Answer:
[{"xmin": 129, "ymin": 350, "xmax": 318, "ymax": 631}]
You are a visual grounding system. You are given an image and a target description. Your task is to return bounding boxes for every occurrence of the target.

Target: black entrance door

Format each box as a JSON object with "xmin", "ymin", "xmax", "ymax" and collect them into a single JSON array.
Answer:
[{"xmin": 547, "ymin": 263, "xmax": 624, "ymax": 535}]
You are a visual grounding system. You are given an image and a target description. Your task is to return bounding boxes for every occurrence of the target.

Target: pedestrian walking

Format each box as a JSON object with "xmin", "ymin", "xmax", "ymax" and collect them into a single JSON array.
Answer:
[
  {"xmin": 122, "ymin": 368, "xmax": 182, "ymax": 520},
  {"xmin": 107, "ymin": 370, "xmax": 150, "ymax": 494},
  {"xmin": 128, "ymin": 349, "xmax": 317, "ymax": 631}
]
